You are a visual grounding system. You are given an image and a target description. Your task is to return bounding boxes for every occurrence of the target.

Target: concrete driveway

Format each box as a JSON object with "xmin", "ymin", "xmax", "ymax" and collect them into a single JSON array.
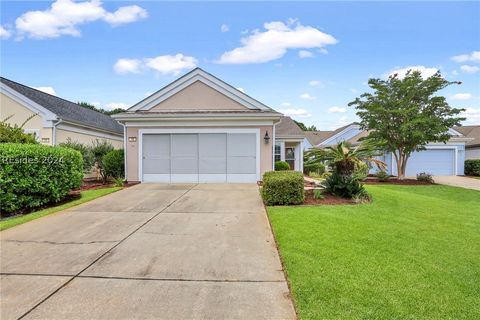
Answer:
[
  {"xmin": 0, "ymin": 184, "xmax": 295, "ymax": 320},
  {"xmin": 433, "ymin": 175, "xmax": 480, "ymax": 191}
]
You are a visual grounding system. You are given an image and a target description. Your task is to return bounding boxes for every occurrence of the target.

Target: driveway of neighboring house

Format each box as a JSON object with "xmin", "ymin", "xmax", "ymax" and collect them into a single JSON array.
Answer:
[
  {"xmin": 433, "ymin": 175, "xmax": 480, "ymax": 191},
  {"xmin": 0, "ymin": 184, "xmax": 295, "ymax": 320}
]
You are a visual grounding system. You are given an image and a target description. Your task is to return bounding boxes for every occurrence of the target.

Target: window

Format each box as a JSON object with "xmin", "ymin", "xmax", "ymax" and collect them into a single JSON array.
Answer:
[
  {"xmin": 274, "ymin": 143, "xmax": 281, "ymax": 162},
  {"xmin": 285, "ymin": 147, "xmax": 295, "ymax": 170}
]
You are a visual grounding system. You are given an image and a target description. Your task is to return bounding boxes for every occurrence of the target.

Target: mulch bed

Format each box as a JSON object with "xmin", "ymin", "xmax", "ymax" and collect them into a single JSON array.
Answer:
[
  {"xmin": 303, "ymin": 190, "xmax": 356, "ymax": 205},
  {"xmin": 364, "ymin": 177, "xmax": 433, "ymax": 185}
]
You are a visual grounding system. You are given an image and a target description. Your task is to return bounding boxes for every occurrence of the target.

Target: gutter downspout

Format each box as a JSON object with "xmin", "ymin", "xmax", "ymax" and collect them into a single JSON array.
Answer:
[{"xmin": 52, "ymin": 118, "xmax": 62, "ymax": 146}]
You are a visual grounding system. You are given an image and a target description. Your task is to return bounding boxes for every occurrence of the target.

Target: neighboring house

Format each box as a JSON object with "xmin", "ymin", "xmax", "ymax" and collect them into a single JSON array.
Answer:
[
  {"xmin": 454, "ymin": 125, "xmax": 480, "ymax": 160},
  {"xmin": 0, "ymin": 77, "xmax": 123, "ymax": 148},
  {"xmin": 113, "ymin": 68, "xmax": 284, "ymax": 183},
  {"xmin": 274, "ymin": 116, "xmax": 305, "ymax": 172},
  {"xmin": 305, "ymin": 123, "xmax": 472, "ymax": 176}
]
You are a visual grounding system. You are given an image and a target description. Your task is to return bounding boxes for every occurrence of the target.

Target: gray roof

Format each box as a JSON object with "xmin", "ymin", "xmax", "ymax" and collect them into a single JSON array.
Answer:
[
  {"xmin": 454, "ymin": 125, "xmax": 480, "ymax": 147},
  {"xmin": 275, "ymin": 116, "xmax": 305, "ymax": 137},
  {"xmin": 1, "ymin": 77, "xmax": 123, "ymax": 135}
]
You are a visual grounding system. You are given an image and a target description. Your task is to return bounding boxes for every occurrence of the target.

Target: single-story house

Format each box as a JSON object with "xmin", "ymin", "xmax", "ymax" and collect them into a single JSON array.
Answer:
[
  {"xmin": 113, "ymin": 68, "xmax": 309, "ymax": 183},
  {"xmin": 0, "ymin": 77, "xmax": 123, "ymax": 148},
  {"xmin": 454, "ymin": 125, "xmax": 480, "ymax": 160},
  {"xmin": 305, "ymin": 122, "xmax": 473, "ymax": 176}
]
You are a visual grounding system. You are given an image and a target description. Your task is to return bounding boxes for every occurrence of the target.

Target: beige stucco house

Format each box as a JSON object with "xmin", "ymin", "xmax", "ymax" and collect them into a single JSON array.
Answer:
[
  {"xmin": 114, "ymin": 68, "xmax": 304, "ymax": 183},
  {"xmin": 1, "ymin": 77, "xmax": 123, "ymax": 148}
]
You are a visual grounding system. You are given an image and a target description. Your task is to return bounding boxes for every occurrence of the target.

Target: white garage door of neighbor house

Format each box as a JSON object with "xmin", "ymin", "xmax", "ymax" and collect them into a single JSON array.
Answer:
[
  {"xmin": 142, "ymin": 133, "xmax": 258, "ymax": 183},
  {"xmin": 393, "ymin": 148, "xmax": 456, "ymax": 176}
]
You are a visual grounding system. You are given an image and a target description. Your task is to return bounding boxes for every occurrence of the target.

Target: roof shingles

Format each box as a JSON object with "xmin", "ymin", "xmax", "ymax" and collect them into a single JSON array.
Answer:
[{"xmin": 1, "ymin": 77, "xmax": 123, "ymax": 135}]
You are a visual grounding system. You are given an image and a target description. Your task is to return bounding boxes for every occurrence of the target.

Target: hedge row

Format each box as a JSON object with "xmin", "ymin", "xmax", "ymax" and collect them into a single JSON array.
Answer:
[
  {"xmin": 465, "ymin": 159, "xmax": 480, "ymax": 176},
  {"xmin": 262, "ymin": 171, "xmax": 304, "ymax": 205},
  {"xmin": 0, "ymin": 143, "xmax": 83, "ymax": 213}
]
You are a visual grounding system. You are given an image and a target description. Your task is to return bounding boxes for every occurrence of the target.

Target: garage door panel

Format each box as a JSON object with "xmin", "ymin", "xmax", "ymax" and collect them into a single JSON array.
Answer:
[
  {"xmin": 227, "ymin": 157, "xmax": 256, "ymax": 174},
  {"xmin": 143, "ymin": 159, "xmax": 170, "ymax": 174},
  {"xmin": 392, "ymin": 149, "xmax": 455, "ymax": 176},
  {"xmin": 171, "ymin": 134, "xmax": 198, "ymax": 157},
  {"xmin": 199, "ymin": 158, "xmax": 226, "ymax": 174},
  {"xmin": 199, "ymin": 134, "xmax": 226, "ymax": 157},
  {"xmin": 171, "ymin": 158, "xmax": 198, "ymax": 174},
  {"xmin": 143, "ymin": 135, "xmax": 170, "ymax": 175},
  {"xmin": 227, "ymin": 134, "xmax": 256, "ymax": 157}
]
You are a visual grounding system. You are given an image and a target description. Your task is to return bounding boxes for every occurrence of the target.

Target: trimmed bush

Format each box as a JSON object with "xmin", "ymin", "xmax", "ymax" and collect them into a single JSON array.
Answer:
[
  {"xmin": 322, "ymin": 172, "xmax": 368, "ymax": 199},
  {"xmin": 262, "ymin": 171, "xmax": 304, "ymax": 205},
  {"xmin": 275, "ymin": 161, "xmax": 290, "ymax": 171},
  {"xmin": 465, "ymin": 159, "xmax": 480, "ymax": 176},
  {"xmin": 376, "ymin": 170, "xmax": 390, "ymax": 182},
  {"xmin": 0, "ymin": 143, "xmax": 83, "ymax": 214},
  {"xmin": 103, "ymin": 149, "xmax": 125, "ymax": 179},
  {"xmin": 304, "ymin": 162, "xmax": 326, "ymax": 176}
]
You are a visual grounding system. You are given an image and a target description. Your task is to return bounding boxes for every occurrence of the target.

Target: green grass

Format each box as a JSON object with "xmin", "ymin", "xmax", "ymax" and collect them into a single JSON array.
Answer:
[
  {"xmin": 0, "ymin": 187, "xmax": 121, "ymax": 231},
  {"xmin": 268, "ymin": 185, "xmax": 480, "ymax": 319}
]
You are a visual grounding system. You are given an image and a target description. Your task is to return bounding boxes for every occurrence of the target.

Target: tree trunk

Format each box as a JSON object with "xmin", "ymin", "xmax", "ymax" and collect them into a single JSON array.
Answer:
[{"xmin": 393, "ymin": 150, "xmax": 405, "ymax": 180}]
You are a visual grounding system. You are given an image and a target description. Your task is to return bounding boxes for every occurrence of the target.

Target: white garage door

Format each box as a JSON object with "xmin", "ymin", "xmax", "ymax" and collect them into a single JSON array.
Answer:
[
  {"xmin": 392, "ymin": 148, "xmax": 456, "ymax": 176},
  {"xmin": 142, "ymin": 132, "xmax": 258, "ymax": 183}
]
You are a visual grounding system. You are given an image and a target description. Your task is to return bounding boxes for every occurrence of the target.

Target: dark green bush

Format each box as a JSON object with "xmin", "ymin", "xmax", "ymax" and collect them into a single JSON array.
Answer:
[
  {"xmin": 322, "ymin": 172, "xmax": 368, "ymax": 199},
  {"xmin": 0, "ymin": 143, "xmax": 83, "ymax": 214},
  {"xmin": 0, "ymin": 120, "xmax": 38, "ymax": 144},
  {"xmin": 376, "ymin": 170, "xmax": 390, "ymax": 182},
  {"xmin": 304, "ymin": 162, "xmax": 326, "ymax": 176},
  {"xmin": 103, "ymin": 149, "xmax": 124, "ymax": 179},
  {"xmin": 91, "ymin": 139, "xmax": 114, "ymax": 182},
  {"xmin": 465, "ymin": 159, "xmax": 480, "ymax": 176},
  {"xmin": 275, "ymin": 161, "xmax": 290, "ymax": 171},
  {"xmin": 59, "ymin": 138, "xmax": 94, "ymax": 172},
  {"xmin": 262, "ymin": 171, "xmax": 304, "ymax": 205}
]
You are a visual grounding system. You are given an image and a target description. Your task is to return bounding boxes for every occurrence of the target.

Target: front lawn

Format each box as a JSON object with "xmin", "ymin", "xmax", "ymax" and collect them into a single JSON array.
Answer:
[
  {"xmin": 0, "ymin": 187, "xmax": 121, "ymax": 231},
  {"xmin": 268, "ymin": 185, "xmax": 480, "ymax": 319}
]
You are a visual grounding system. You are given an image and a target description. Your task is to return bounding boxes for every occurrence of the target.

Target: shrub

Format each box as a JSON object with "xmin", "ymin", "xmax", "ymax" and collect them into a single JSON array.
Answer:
[
  {"xmin": 313, "ymin": 189, "xmax": 324, "ymax": 200},
  {"xmin": 0, "ymin": 119, "xmax": 38, "ymax": 144},
  {"xmin": 416, "ymin": 172, "xmax": 434, "ymax": 183},
  {"xmin": 262, "ymin": 171, "xmax": 304, "ymax": 205},
  {"xmin": 0, "ymin": 143, "xmax": 83, "ymax": 214},
  {"xmin": 58, "ymin": 138, "xmax": 93, "ymax": 172},
  {"xmin": 90, "ymin": 139, "xmax": 114, "ymax": 183},
  {"xmin": 103, "ymin": 149, "xmax": 125, "ymax": 179},
  {"xmin": 304, "ymin": 162, "xmax": 326, "ymax": 176},
  {"xmin": 376, "ymin": 170, "xmax": 390, "ymax": 182},
  {"xmin": 465, "ymin": 159, "xmax": 480, "ymax": 176},
  {"xmin": 275, "ymin": 161, "xmax": 290, "ymax": 171},
  {"xmin": 113, "ymin": 177, "xmax": 124, "ymax": 187},
  {"xmin": 322, "ymin": 172, "xmax": 368, "ymax": 199}
]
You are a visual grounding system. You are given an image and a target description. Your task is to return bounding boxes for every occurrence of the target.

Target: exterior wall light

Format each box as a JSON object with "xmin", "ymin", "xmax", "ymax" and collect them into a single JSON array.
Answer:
[
  {"xmin": 264, "ymin": 131, "xmax": 270, "ymax": 144},
  {"xmin": 41, "ymin": 137, "xmax": 50, "ymax": 143},
  {"xmin": 128, "ymin": 137, "xmax": 137, "ymax": 142}
]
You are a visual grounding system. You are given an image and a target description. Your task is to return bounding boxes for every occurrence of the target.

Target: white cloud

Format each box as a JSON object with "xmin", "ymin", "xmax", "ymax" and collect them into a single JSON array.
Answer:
[
  {"xmin": 328, "ymin": 106, "xmax": 346, "ymax": 113},
  {"xmin": 319, "ymin": 48, "xmax": 328, "ymax": 55},
  {"xmin": 221, "ymin": 24, "xmax": 229, "ymax": 32},
  {"xmin": 451, "ymin": 51, "xmax": 480, "ymax": 63},
  {"xmin": 309, "ymin": 80, "xmax": 321, "ymax": 87},
  {"xmin": 114, "ymin": 58, "xmax": 143, "ymax": 74},
  {"xmin": 34, "ymin": 86, "xmax": 56, "ymax": 95},
  {"xmin": 144, "ymin": 54, "xmax": 198, "ymax": 76},
  {"xmin": 15, "ymin": 0, "xmax": 147, "ymax": 39},
  {"xmin": 298, "ymin": 50, "xmax": 314, "ymax": 58},
  {"xmin": 350, "ymin": 88, "xmax": 359, "ymax": 93},
  {"xmin": 461, "ymin": 107, "xmax": 480, "ymax": 125},
  {"xmin": 452, "ymin": 70, "xmax": 459, "ymax": 76},
  {"xmin": 460, "ymin": 65, "xmax": 479, "ymax": 74},
  {"xmin": 114, "ymin": 54, "xmax": 198, "ymax": 76},
  {"xmin": 388, "ymin": 65, "xmax": 439, "ymax": 79},
  {"xmin": 217, "ymin": 19, "xmax": 337, "ymax": 64},
  {"xmin": 0, "ymin": 25, "xmax": 12, "ymax": 39},
  {"xmin": 279, "ymin": 108, "xmax": 312, "ymax": 118},
  {"xmin": 105, "ymin": 102, "xmax": 128, "ymax": 110},
  {"xmin": 103, "ymin": 5, "xmax": 147, "ymax": 26},
  {"xmin": 236, "ymin": 87, "xmax": 245, "ymax": 93},
  {"xmin": 300, "ymin": 93, "xmax": 316, "ymax": 100},
  {"xmin": 451, "ymin": 93, "xmax": 473, "ymax": 100}
]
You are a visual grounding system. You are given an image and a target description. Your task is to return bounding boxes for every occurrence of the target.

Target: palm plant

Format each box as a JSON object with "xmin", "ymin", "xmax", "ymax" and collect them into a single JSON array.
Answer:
[{"xmin": 321, "ymin": 141, "xmax": 386, "ymax": 176}]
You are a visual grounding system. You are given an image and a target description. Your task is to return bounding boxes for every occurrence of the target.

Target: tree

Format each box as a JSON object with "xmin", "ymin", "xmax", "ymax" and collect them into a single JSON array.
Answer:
[
  {"xmin": 294, "ymin": 120, "xmax": 317, "ymax": 131},
  {"xmin": 77, "ymin": 102, "xmax": 124, "ymax": 116},
  {"xmin": 58, "ymin": 138, "xmax": 94, "ymax": 173},
  {"xmin": 348, "ymin": 70, "xmax": 465, "ymax": 179},
  {"xmin": 90, "ymin": 139, "xmax": 114, "ymax": 183}
]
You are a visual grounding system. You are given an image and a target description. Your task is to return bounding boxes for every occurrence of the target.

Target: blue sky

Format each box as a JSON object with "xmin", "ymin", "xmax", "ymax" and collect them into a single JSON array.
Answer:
[{"xmin": 1, "ymin": 1, "xmax": 479, "ymax": 129}]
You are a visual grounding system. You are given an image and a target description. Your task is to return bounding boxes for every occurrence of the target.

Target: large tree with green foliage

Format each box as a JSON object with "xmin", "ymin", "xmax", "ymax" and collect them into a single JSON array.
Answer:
[
  {"xmin": 294, "ymin": 120, "xmax": 317, "ymax": 131},
  {"xmin": 349, "ymin": 70, "xmax": 465, "ymax": 179},
  {"xmin": 77, "ymin": 102, "xmax": 125, "ymax": 116}
]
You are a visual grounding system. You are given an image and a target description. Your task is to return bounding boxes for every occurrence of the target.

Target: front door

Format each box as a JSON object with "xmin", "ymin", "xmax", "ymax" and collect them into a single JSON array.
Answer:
[{"xmin": 285, "ymin": 147, "xmax": 295, "ymax": 170}]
